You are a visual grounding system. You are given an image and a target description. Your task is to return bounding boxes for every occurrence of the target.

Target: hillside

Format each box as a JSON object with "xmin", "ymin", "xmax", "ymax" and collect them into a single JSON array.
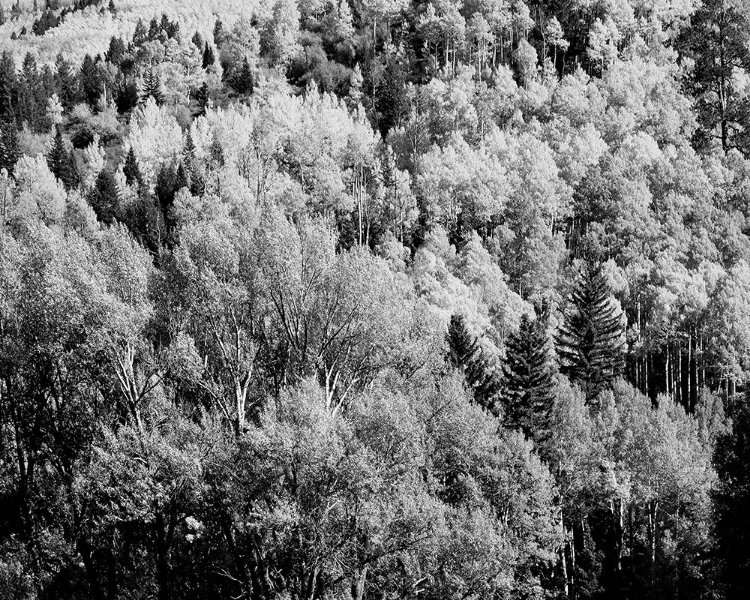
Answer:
[{"xmin": 1, "ymin": 1, "xmax": 750, "ymax": 599}]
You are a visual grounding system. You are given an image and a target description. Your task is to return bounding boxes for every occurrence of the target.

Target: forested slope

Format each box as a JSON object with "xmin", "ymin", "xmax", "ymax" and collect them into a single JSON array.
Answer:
[{"xmin": 1, "ymin": 0, "xmax": 750, "ymax": 599}]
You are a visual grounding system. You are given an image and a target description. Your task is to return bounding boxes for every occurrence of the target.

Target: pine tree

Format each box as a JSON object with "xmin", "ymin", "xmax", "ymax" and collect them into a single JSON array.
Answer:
[
  {"xmin": 0, "ymin": 52, "xmax": 16, "ymax": 122},
  {"xmin": 202, "ymin": 42, "xmax": 215, "ymax": 69},
  {"xmin": 0, "ymin": 119, "xmax": 20, "ymax": 176},
  {"xmin": 56, "ymin": 53, "xmax": 78, "ymax": 109},
  {"xmin": 213, "ymin": 18, "xmax": 224, "ymax": 46},
  {"xmin": 192, "ymin": 31, "xmax": 203, "ymax": 50},
  {"xmin": 48, "ymin": 128, "xmax": 71, "ymax": 186},
  {"xmin": 141, "ymin": 68, "xmax": 163, "ymax": 105},
  {"xmin": 88, "ymin": 169, "xmax": 119, "ymax": 224},
  {"xmin": 503, "ymin": 312, "xmax": 556, "ymax": 446},
  {"xmin": 714, "ymin": 399, "xmax": 750, "ymax": 600},
  {"xmin": 447, "ymin": 313, "xmax": 502, "ymax": 413},
  {"xmin": 80, "ymin": 54, "xmax": 102, "ymax": 108},
  {"xmin": 123, "ymin": 147, "xmax": 142, "ymax": 186},
  {"xmin": 231, "ymin": 58, "xmax": 254, "ymax": 94},
  {"xmin": 557, "ymin": 262, "xmax": 626, "ymax": 400},
  {"xmin": 196, "ymin": 82, "xmax": 209, "ymax": 116},
  {"xmin": 132, "ymin": 19, "xmax": 148, "ymax": 46},
  {"xmin": 175, "ymin": 162, "xmax": 190, "ymax": 191}
]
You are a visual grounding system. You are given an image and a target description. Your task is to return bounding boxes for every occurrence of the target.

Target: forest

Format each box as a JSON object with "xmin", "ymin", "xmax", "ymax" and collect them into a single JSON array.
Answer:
[{"xmin": 1, "ymin": 0, "xmax": 750, "ymax": 598}]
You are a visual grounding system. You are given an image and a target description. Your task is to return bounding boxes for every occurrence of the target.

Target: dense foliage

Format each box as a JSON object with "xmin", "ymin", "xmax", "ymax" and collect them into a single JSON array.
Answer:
[{"xmin": 0, "ymin": 0, "xmax": 749, "ymax": 598}]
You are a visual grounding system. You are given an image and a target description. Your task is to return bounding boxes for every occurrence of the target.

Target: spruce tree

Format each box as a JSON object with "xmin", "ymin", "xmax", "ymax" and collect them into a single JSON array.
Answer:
[
  {"xmin": 89, "ymin": 169, "xmax": 119, "ymax": 224},
  {"xmin": 56, "ymin": 53, "xmax": 78, "ymax": 109},
  {"xmin": 123, "ymin": 147, "xmax": 142, "ymax": 186},
  {"xmin": 141, "ymin": 68, "xmax": 163, "ymax": 105},
  {"xmin": 232, "ymin": 58, "xmax": 254, "ymax": 94},
  {"xmin": 202, "ymin": 42, "xmax": 215, "ymax": 69},
  {"xmin": 132, "ymin": 19, "xmax": 148, "ymax": 46},
  {"xmin": 557, "ymin": 262, "xmax": 625, "ymax": 400},
  {"xmin": 213, "ymin": 18, "xmax": 224, "ymax": 46},
  {"xmin": 0, "ymin": 119, "xmax": 20, "ymax": 176},
  {"xmin": 80, "ymin": 54, "xmax": 101, "ymax": 108},
  {"xmin": 447, "ymin": 313, "xmax": 502, "ymax": 414},
  {"xmin": 503, "ymin": 312, "xmax": 556, "ymax": 446},
  {"xmin": 192, "ymin": 31, "xmax": 203, "ymax": 51},
  {"xmin": 47, "ymin": 128, "xmax": 76, "ymax": 188},
  {"xmin": 196, "ymin": 82, "xmax": 209, "ymax": 116}
]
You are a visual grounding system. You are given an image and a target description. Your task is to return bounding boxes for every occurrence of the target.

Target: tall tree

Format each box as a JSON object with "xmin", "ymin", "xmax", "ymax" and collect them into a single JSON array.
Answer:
[
  {"xmin": 502, "ymin": 311, "xmax": 556, "ymax": 447},
  {"xmin": 680, "ymin": 0, "xmax": 750, "ymax": 154},
  {"xmin": 47, "ymin": 128, "xmax": 77, "ymax": 189},
  {"xmin": 123, "ymin": 147, "xmax": 142, "ymax": 186},
  {"xmin": 0, "ymin": 119, "xmax": 19, "ymax": 176},
  {"xmin": 89, "ymin": 169, "xmax": 119, "ymax": 224},
  {"xmin": 141, "ymin": 68, "xmax": 163, "ymax": 105},
  {"xmin": 447, "ymin": 313, "xmax": 502, "ymax": 413},
  {"xmin": 557, "ymin": 262, "xmax": 625, "ymax": 400},
  {"xmin": 713, "ymin": 398, "xmax": 750, "ymax": 600}
]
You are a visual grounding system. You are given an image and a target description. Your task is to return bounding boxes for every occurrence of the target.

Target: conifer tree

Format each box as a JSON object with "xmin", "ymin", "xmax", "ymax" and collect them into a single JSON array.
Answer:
[
  {"xmin": 0, "ymin": 119, "xmax": 19, "ymax": 176},
  {"xmin": 132, "ymin": 19, "xmax": 148, "ymax": 46},
  {"xmin": 80, "ymin": 54, "xmax": 102, "ymax": 108},
  {"xmin": 503, "ymin": 312, "xmax": 556, "ymax": 446},
  {"xmin": 213, "ymin": 18, "xmax": 224, "ymax": 46},
  {"xmin": 231, "ymin": 57, "xmax": 254, "ymax": 94},
  {"xmin": 56, "ymin": 53, "xmax": 78, "ymax": 109},
  {"xmin": 192, "ymin": 31, "xmax": 203, "ymax": 50},
  {"xmin": 196, "ymin": 82, "xmax": 209, "ymax": 116},
  {"xmin": 47, "ymin": 127, "xmax": 77, "ymax": 189},
  {"xmin": 447, "ymin": 313, "xmax": 502, "ymax": 413},
  {"xmin": 202, "ymin": 42, "xmax": 215, "ymax": 69},
  {"xmin": 123, "ymin": 147, "xmax": 142, "ymax": 186},
  {"xmin": 89, "ymin": 169, "xmax": 119, "ymax": 224},
  {"xmin": 557, "ymin": 262, "xmax": 625, "ymax": 399},
  {"xmin": 141, "ymin": 68, "xmax": 163, "ymax": 105}
]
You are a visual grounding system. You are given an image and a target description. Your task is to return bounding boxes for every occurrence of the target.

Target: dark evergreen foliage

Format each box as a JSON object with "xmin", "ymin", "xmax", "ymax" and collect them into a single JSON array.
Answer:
[
  {"xmin": 88, "ymin": 169, "xmax": 119, "ymax": 224},
  {"xmin": 502, "ymin": 312, "xmax": 556, "ymax": 446},
  {"xmin": 714, "ymin": 399, "xmax": 750, "ymax": 600},
  {"xmin": 141, "ymin": 68, "xmax": 163, "ymax": 105},
  {"xmin": 231, "ymin": 58, "xmax": 254, "ymax": 94},
  {"xmin": 47, "ymin": 128, "xmax": 77, "ymax": 189},
  {"xmin": 202, "ymin": 42, "xmax": 215, "ymax": 69},
  {"xmin": 0, "ymin": 119, "xmax": 19, "ymax": 176},
  {"xmin": 557, "ymin": 262, "xmax": 626, "ymax": 399},
  {"xmin": 123, "ymin": 147, "xmax": 142, "ymax": 186},
  {"xmin": 196, "ymin": 81, "xmax": 209, "ymax": 116},
  {"xmin": 447, "ymin": 313, "xmax": 503, "ymax": 413}
]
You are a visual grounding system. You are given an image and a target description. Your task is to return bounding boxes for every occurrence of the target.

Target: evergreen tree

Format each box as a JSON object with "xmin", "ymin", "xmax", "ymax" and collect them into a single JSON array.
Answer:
[
  {"xmin": 231, "ymin": 57, "xmax": 254, "ymax": 94},
  {"xmin": 502, "ymin": 312, "xmax": 556, "ymax": 447},
  {"xmin": 196, "ymin": 82, "xmax": 209, "ymax": 116},
  {"xmin": 48, "ymin": 128, "xmax": 72, "ymax": 188},
  {"xmin": 0, "ymin": 51, "xmax": 16, "ymax": 122},
  {"xmin": 0, "ymin": 119, "xmax": 19, "ymax": 176},
  {"xmin": 132, "ymin": 18, "xmax": 148, "ymax": 46},
  {"xmin": 175, "ymin": 162, "xmax": 189, "ymax": 191},
  {"xmin": 56, "ymin": 53, "xmax": 78, "ymax": 109},
  {"xmin": 714, "ymin": 399, "xmax": 750, "ymax": 600},
  {"xmin": 106, "ymin": 36, "xmax": 125, "ymax": 66},
  {"xmin": 147, "ymin": 17, "xmax": 161, "ymax": 41},
  {"xmin": 141, "ymin": 68, "xmax": 163, "ymax": 105},
  {"xmin": 447, "ymin": 313, "xmax": 502, "ymax": 413},
  {"xmin": 202, "ymin": 42, "xmax": 215, "ymax": 69},
  {"xmin": 557, "ymin": 262, "xmax": 625, "ymax": 400},
  {"xmin": 108, "ymin": 0, "xmax": 116, "ymax": 13},
  {"xmin": 192, "ymin": 31, "xmax": 203, "ymax": 50},
  {"xmin": 80, "ymin": 54, "xmax": 102, "ymax": 108},
  {"xmin": 88, "ymin": 169, "xmax": 119, "ymax": 224},
  {"xmin": 213, "ymin": 18, "xmax": 224, "ymax": 46},
  {"xmin": 123, "ymin": 147, "xmax": 142, "ymax": 186}
]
